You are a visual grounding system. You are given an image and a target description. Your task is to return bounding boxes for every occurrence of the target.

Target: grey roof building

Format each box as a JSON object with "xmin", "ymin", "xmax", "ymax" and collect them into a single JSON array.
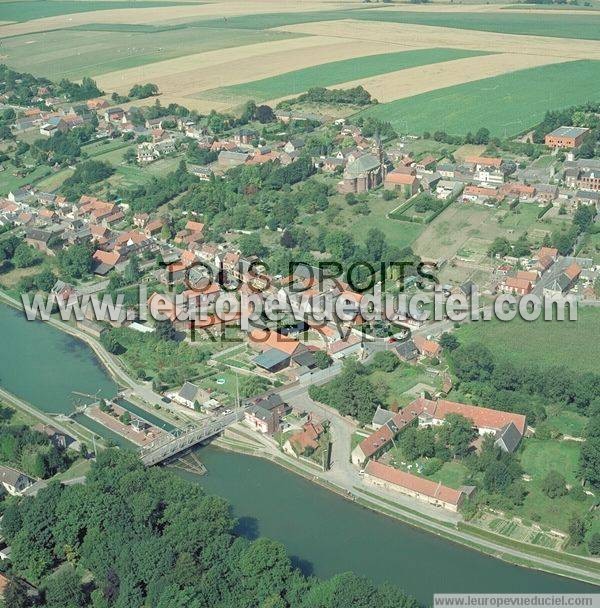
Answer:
[
  {"xmin": 372, "ymin": 406, "xmax": 395, "ymax": 430},
  {"xmin": 494, "ymin": 422, "xmax": 523, "ymax": 454}
]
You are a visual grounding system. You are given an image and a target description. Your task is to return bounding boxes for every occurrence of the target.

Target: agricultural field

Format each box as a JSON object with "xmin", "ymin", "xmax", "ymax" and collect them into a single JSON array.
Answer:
[
  {"xmin": 199, "ymin": 47, "xmax": 491, "ymax": 106},
  {"xmin": 358, "ymin": 60, "xmax": 600, "ymax": 137},
  {"xmin": 4, "ymin": 1, "xmax": 600, "ymax": 132},
  {"xmin": 348, "ymin": 9, "xmax": 600, "ymax": 42},
  {"xmin": 0, "ymin": 0, "xmax": 189, "ymax": 23},
  {"xmin": 3, "ymin": 27, "xmax": 298, "ymax": 81},
  {"xmin": 454, "ymin": 307, "xmax": 600, "ymax": 374}
]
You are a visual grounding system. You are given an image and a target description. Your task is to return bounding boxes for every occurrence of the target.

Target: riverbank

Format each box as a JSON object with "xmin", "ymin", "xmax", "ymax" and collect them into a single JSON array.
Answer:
[
  {"xmin": 212, "ymin": 428, "xmax": 600, "ymax": 586},
  {"xmin": 0, "ymin": 292, "xmax": 598, "ymax": 587}
]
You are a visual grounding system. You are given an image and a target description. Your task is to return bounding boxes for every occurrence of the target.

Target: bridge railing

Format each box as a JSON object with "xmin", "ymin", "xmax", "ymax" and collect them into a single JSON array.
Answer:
[{"xmin": 140, "ymin": 409, "xmax": 246, "ymax": 465}]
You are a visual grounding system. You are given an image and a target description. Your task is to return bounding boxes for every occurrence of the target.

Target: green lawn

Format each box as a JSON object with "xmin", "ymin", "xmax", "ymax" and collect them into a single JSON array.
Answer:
[
  {"xmin": 510, "ymin": 439, "xmax": 592, "ymax": 532},
  {"xmin": 427, "ymin": 461, "xmax": 469, "ymax": 490},
  {"xmin": 200, "ymin": 47, "xmax": 491, "ymax": 104},
  {"xmin": 357, "ymin": 60, "xmax": 600, "ymax": 137},
  {"xmin": 295, "ymin": 184, "xmax": 424, "ymax": 252},
  {"xmin": 521, "ymin": 439, "xmax": 582, "ymax": 486},
  {"xmin": 0, "ymin": 0, "xmax": 189, "ymax": 23},
  {"xmin": 369, "ymin": 363, "xmax": 440, "ymax": 408},
  {"xmin": 543, "ymin": 407, "xmax": 589, "ymax": 438},
  {"xmin": 0, "ymin": 164, "xmax": 52, "ymax": 196},
  {"xmin": 454, "ymin": 307, "xmax": 600, "ymax": 374},
  {"xmin": 2, "ymin": 27, "xmax": 296, "ymax": 80}
]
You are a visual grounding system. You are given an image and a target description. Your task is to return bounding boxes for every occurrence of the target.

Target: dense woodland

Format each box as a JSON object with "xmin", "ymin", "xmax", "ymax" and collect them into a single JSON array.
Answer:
[{"xmin": 0, "ymin": 451, "xmax": 418, "ymax": 608}]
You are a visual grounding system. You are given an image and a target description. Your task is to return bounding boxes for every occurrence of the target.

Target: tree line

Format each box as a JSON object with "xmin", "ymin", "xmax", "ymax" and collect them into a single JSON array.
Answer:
[{"xmin": 1, "ymin": 450, "xmax": 418, "ymax": 608}]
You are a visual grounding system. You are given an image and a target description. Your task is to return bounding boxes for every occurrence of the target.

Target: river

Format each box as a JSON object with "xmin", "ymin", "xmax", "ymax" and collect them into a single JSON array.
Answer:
[{"xmin": 0, "ymin": 302, "xmax": 596, "ymax": 603}]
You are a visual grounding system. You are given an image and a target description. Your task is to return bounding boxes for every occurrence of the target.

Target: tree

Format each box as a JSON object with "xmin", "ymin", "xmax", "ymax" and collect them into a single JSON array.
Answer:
[
  {"xmin": 240, "ymin": 375, "xmax": 270, "ymax": 398},
  {"xmin": 280, "ymin": 230, "xmax": 296, "ymax": 249},
  {"xmin": 155, "ymin": 319, "xmax": 177, "ymax": 342},
  {"xmin": 100, "ymin": 330, "xmax": 121, "ymax": 354},
  {"xmin": 579, "ymin": 434, "xmax": 600, "ymax": 489},
  {"xmin": 541, "ymin": 470, "xmax": 568, "ymax": 498},
  {"xmin": 443, "ymin": 414, "xmax": 475, "ymax": 458},
  {"xmin": 4, "ymin": 577, "xmax": 33, "ymax": 608},
  {"xmin": 588, "ymin": 533, "xmax": 600, "ymax": 556},
  {"xmin": 59, "ymin": 243, "xmax": 93, "ymax": 280},
  {"xmin": 255, "ymin": 105, "xmax": 275, "ymax": 123},
  {"xmin": 123, "ymin": 147, "xmax": 137, "ymax": 164},
  {"xmin": 439, "ymin": 333, "xmax": 459, "ymax": 351},
  {"xmin": 238, "ymin": 233, "xmax": 266, "ymax": 258},
  {"xmin": 488, "ymin": 237, "xmax": 511, "ymax": 258},
  {"xmin": 567, "ymin": 514, "xmax": 587, "ymax": 546},
  {"xmin": 474, "ymin": 127, "xmax": 490, "ymax": 145},
  {"xmin": 12, "ymin": 243, "xmax": 41, "ymax": 268},
  {"xmin": 43, "ymin": 567, "xmax": 85, "ymax": 608},
  {"xmin": 314, "ymin": 351, "xmax": 332, "ymax": 370},
  {"xmin": 34, "ymin": 268, "xmax": 56, "ymax": 292},
  {"xmin": 119, "ymin": 411, "xmax": 131, "ymax": 426},
  {"xmin": 450, "ymin": 343, "xmax": 495, "ymax": 382},
  {"xmin": 369, "ymin": 351, "xmax": 399, "ymax": 373},
  {"xmin": 123, "ymin": 254, "xmax": 141, "ymax": 284}
]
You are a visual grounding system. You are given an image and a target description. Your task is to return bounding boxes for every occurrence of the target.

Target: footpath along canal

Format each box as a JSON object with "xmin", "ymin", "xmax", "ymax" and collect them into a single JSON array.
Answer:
[{"xmin": 0, "ymin": 302, "xmax": 597, "ymax": 603}]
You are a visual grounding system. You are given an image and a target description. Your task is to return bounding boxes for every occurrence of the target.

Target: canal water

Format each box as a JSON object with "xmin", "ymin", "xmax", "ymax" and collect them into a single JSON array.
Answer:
[{"xmin": 0, "ymin": 303, "xmax": 597, "ymax": 603}]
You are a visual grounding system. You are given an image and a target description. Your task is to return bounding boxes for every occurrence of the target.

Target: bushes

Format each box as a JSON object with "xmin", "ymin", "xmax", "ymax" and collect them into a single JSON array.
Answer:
[
  {"xmin": 289, "ymin": 85, "xmax": 372, "ymax": 107},
  {"xmin": 60, "ymin": 159, "xmax": 114, "ymax": 199},
  {"xmin": 369, "ymin": 351, "xmax": 399, "ymax": 373}
]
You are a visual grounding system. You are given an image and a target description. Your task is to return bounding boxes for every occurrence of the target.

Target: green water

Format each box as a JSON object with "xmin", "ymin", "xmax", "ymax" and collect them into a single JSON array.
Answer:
[
  {"xmin": 0, "ymin": 303, "xmax": 597, "ymax": 602},
  {"xmin": 0, "ymin": 304, "xmax": 117, "ymax": 413},
  {"xmin": 178, "ymin": 447, "xmax": 597, "ymax": 604},
  {"xmin": 115, "ymin": 398, "xmax": 177, "ymax": 433}
]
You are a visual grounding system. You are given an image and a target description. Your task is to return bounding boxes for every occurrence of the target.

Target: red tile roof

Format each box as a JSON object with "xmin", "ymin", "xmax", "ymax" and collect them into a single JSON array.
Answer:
[
  {"xmin": 413, "ymin": 335, "xmax": 441, "ymax": 358},
  {"xmin": 466, "ymin": 155, "xmax": 502, "ymax": 168},
  {"xmin": 503, "ymin": 276, "xmax": 532, "ymax": 292},
  {"xmin": 92, "ymin": 250, "xmax": 120, "ymax": 266},
  {"xmin": 385, "ymin": 170, "xmax": 418, "ymax": 186},
  {"xmin": 564, "ymin": 262, "xmax": 581, "ymax": 281},
  {"xmin": 249, "ymin": 328, "xmax": 301, "ymax": 356},
  {"xmin": 365, "ymin": 460, "xmax": 463, "ymax": 505},
  {"xmin": 424, "ymin": 398, "xmax": 526, "ymax": 435}
]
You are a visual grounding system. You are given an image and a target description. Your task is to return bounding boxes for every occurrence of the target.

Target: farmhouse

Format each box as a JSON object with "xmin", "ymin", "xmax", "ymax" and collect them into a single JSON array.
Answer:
[
  {"xmin": 462, "ymin": 185, "xmax": 501, "ymax": 204},
  {"xmin": 92, "ymin": 249, "xmax": 121, "ymax": 275},
  {"xmin": 535, "ymin": 246, "xmax": 558, "ymax": 273},
  {"xmin": 363, "ymin": 460, "xmax": 466, "ymax": 512},
  {"xmin": 576, "ymin": 169, "xmax": 600, "ymax": 192},
  {"xmin": 545, "ymin": 126, "xmax": 589, "ymax": 149},
  {"xmin": 351, "ymin": 401, "xmax": 425, "ymax": 466},
  {"xmin": 417, "ymin": 398, "xmax": 526, "ymax": 452},
  {"xmin": 575, "ymin": 190, "xmax": 600, "ymax": 207},
  {"xmin": 0, "ymin": 465, "xmax": 34, "ymax": 496},
  {"xmin": 543, "ymin": 262, "xmax": 582, "ymax": 298},
  {"xmin": 413, "ymin": 335, "xmax": 441, "ymax": 359},
  {"xmin": 174, "ymin": 382, "xmax": 202, "ymax": 409},
  {"xmin": 500, "ymin": 276, "xmax": 532, "ymax": 296},
  {"xmin": 500, "ymin": 183, "xmax": 536, "ymax": 201},
  {"xmin": 384, "ymin": 170, "xmax": 419, "ymax": 196},
  {"xmin": 24, "ymin": 228, "xmax": 54, "ymax": 255},
  {"xmin": 283, "ymin": 417, "xmax": 325, "ymax": 457},
  {"xmin": 244, "ymin": 394, "xmax": 290, "ymax": 434}
]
